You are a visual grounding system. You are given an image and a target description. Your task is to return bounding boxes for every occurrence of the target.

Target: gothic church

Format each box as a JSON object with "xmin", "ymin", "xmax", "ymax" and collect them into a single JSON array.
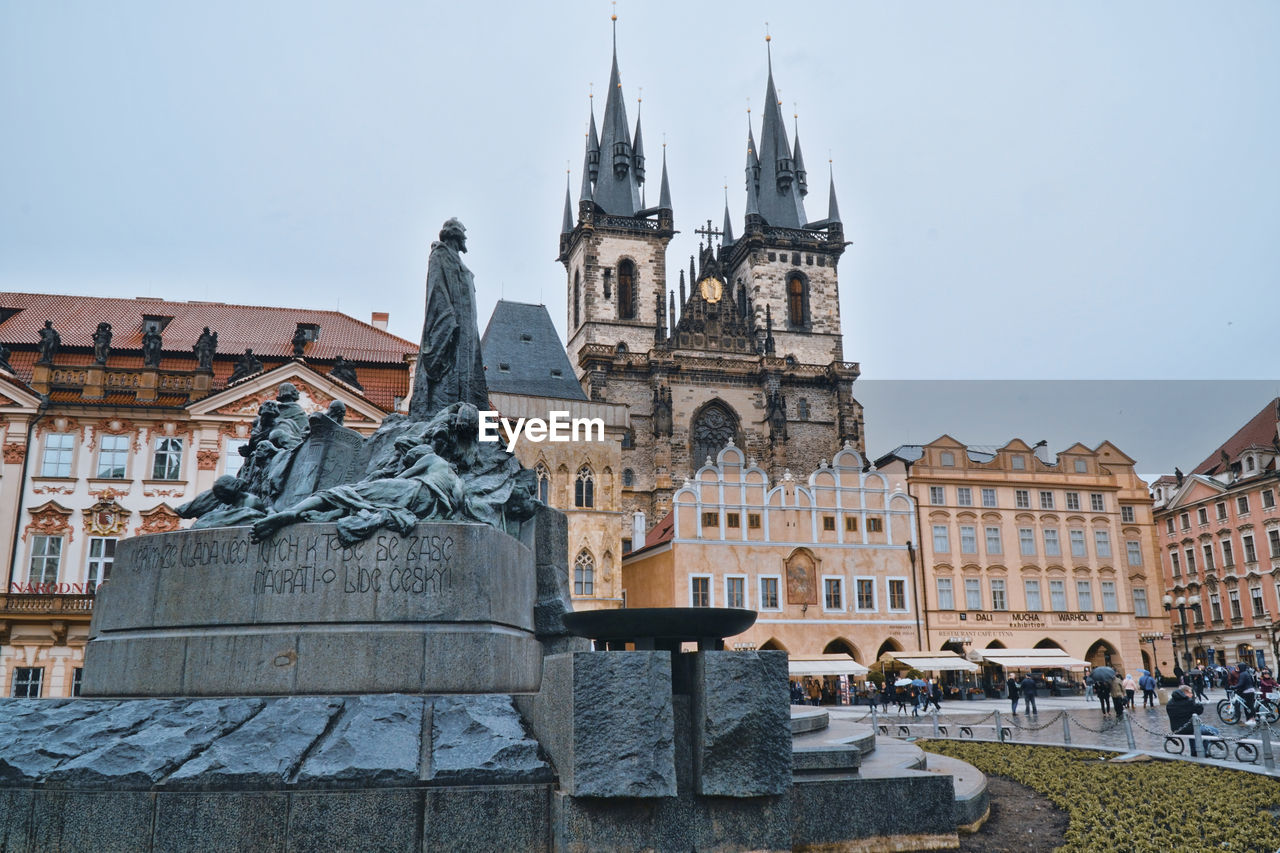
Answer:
[{"xmin": 557, "ymin": 24, "xmax": 865, "ymax": 530}]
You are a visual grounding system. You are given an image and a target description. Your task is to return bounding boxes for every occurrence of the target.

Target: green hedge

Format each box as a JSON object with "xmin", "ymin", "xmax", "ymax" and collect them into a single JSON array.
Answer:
[{"xmin": 921, "ymin": 741, "xmax": 1280, "ymax": 852}]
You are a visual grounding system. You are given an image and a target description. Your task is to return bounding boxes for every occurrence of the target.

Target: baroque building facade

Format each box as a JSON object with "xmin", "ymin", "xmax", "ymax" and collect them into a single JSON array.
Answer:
[
  {"xmin": 877, "ymin": 437, "xmax": 1170, "ymax": 679},
  {"xmin": 1154, "ymin": 398, "xmax": 1280, "ymax": 671},
  {"xmin": 558, "ymin": 29, "xmax": 864, "ymax": 533},
  {"xmin": 0, "ymin": 292, "xmax": 415, "ymax": 698},
  {"xmin": 622, "ymin": 444, "xmax": 919, "ymax": 661}
]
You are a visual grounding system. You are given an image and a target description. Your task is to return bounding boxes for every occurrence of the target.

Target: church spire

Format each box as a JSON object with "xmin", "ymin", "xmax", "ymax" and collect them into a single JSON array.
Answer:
[
  {"xmin": 827, "ymin": 161, "xmax": 841, "ymax": 223},
  {"xmin": 658, "ymin": 143, "xmax": 672, "ymax": 210},
  {"xmin": 632, "ymin": 99, "xmax": 646, "ymax": 187},
  {"xmin": 586, "ymin": 100, "xmax": 600, "ymax": 184},
  {"xmin": 753, "ymin": 33, "xmax": 807, "ymax": 228},
  {"xmin": 792, "ymin": 114, "xmax": 808, "ymax": 197},
  {"xmin": 592, "ymin": 11, "xmax": 642, "ymax": 216},
  {"xmin": 561, "ymin": 170, "xmax": 574, "ymax": 234}
]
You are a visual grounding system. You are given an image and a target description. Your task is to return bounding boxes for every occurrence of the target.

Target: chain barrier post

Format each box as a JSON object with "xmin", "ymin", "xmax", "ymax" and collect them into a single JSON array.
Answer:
[
  {"xmin": 994, "ymin": 710, "xmax": 1004, "ymax": 743},
  {"xmin": 1261, "ymin": 724, "xmax": 1275, "ymax": 771},
  {"xmin": 1192, "ymin": 713, "xmax": 1204, "ymax": 759},
  {"xmin": 1123, "ymin": 715, "xmax": 1137, "ymax": 750},
  {"xmin": 1062, "ymin": 711, "xmax": 1072, "ymax": 744},
  {"xmin": 871, "ymin": 703, "xmax": 878, "ymax": 743},
  {"xmin": 932, "ymin": 709, "xmax": 939, "ymax": 738}
]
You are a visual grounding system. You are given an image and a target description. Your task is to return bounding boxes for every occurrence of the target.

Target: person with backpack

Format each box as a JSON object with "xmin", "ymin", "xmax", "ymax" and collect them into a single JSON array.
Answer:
[{"xmin": 1006, "ymin": 675, "xmax": 1020, "ymax": 715}]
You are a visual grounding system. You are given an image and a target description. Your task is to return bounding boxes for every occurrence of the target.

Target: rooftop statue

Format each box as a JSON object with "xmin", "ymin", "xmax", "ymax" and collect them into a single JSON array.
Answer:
[
  {"xmin": 93, "ymin": 322, "xmax": 112, "ymax": 365},
  {"xmin": 193, "ymin": 327, "xmax": 217, "ymax": 371},
  {"xmin": 179, "ymin": 219, "xmax": 540, "ymax": 544},
  {"xmin": 36, "ymin": 320, "xmax": 60, "ymax": 365}
]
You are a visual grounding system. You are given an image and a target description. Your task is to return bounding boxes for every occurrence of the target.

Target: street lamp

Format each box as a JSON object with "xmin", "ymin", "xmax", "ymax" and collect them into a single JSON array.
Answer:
[
  {"xmin": 1163, "ymin": 594, "xmax": 1201, "ymax": 673},
  {"xmin": 1139, "ymin": 631, "xmax": 1166, "ymax": 677}
]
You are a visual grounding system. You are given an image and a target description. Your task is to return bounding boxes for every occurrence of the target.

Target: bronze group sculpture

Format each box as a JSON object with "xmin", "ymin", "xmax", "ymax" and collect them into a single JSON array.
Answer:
[{"xmin": 179, "ymin": 219, "xmax": 540, "ymax": 544}]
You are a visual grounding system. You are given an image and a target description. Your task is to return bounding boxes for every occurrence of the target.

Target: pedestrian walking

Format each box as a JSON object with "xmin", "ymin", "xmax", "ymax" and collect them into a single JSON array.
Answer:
[
  {"xmin": 1139, "ymin": 671, "xmax": 1157, "ymax": 708},
  {"xmin": 928, "ymin": 681, "xmax": 943, "ymax": 712},
  {"xmin": 1192, "ymin": 668, "xmax": 1208, "ymax": 702},
  {"xmin": 1093, "ymin": 677, "xmax": 1112, "ymax": 716},
  {"xmin": 1123, "ymin": 673, "xmax": 1137, "ymax": 708},
  {"xmin": 1019, "ymin": 674, "xmax": 1039, "ymax": 716},
  {"xmin": 1006, "ymin": 675, "xmax": 1020, "ymax": 716},
  {"xmin": 1111, "ymin": 675, "xmax": 1126, "ymax": 721}
]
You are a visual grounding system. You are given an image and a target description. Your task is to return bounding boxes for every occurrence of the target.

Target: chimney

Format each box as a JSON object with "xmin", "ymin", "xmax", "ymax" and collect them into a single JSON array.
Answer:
[
  {"xmin": 632, "ymin": 511, "xmax": 646, "ymax": 547},
  {"xmin": 371, "ymin": 312, "xmax": 389, "ymax": 331}
]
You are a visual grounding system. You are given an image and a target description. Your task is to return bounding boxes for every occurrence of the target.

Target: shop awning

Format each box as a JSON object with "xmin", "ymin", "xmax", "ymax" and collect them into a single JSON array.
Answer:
[
  {"xmin": 974, "ymin": 649, "xmax": 1090, "ymax": 670},
  {"xmin": 788, "ymin": 655, "xmax": 869, "ymax": 677},
  {"xmin": 886, "ymin": 652, "xmax": 979, "ymax": 673}
]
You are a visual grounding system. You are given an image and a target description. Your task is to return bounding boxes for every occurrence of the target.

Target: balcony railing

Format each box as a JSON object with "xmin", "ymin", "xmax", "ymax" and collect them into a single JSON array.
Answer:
[{"xmin": 0, "ymin": 594, "xmax": 96, "ymax": 616}]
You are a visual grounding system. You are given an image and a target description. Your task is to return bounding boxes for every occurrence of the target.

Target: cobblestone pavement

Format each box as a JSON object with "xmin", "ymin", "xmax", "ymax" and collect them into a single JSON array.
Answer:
[{"xmin": 823, "ymin": 687, "xmax": 1280, "ymax": 774}]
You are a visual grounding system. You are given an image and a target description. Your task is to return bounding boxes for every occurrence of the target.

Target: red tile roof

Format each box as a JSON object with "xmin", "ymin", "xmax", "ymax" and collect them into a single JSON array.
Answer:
[
  {"xmin": 1192, "ymin": 397, "xmax": 1280, "ymax": 475},
  {"xmin": 626, "ymin": 511, "xmax": 675, "ymax": 558},
  {"xmin": 0, "ymin": 292, "xmax": 415, "ymax": 364}
]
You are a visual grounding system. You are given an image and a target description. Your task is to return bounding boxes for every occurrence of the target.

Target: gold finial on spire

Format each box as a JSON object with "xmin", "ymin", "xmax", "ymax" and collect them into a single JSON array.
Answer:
[
  {"xmin": 765, "ymin": 21, "xmax": 770, "ymax": 42},
  {"xmin": 589, "ymin": 82, "xmax": 593, "ymax": 100},
  {"xmin": 611, "ymin": 0, "xmax": 617, "ymax": 22},
  {"xmin": 638, "ymin": 86, "xmax": 642, "ymax": 105}
]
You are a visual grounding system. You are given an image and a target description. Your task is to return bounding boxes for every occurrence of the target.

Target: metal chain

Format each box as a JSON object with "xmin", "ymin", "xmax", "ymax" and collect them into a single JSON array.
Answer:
[
  {"xmin": 1008, "ymin": 710, "xmax": 1066, "ymax": 732},
  {"xmin": 1067, "ymin": 714, "xmax": 1122, "ymax": 735}
]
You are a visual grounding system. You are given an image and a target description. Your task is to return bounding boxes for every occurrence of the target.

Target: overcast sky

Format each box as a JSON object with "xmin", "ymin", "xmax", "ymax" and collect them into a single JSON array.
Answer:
[{"xmin": 2, "ymin": 1, "xmax": 1276, "ymax": 382}]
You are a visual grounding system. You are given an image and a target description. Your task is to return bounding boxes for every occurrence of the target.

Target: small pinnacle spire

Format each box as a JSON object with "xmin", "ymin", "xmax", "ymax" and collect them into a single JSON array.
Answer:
[
  {"xmin": 562, "ymin": 170, "xmax": 574, "ymax": 233},
  {"xmin": 827, "ymin": 160, "xmax": 841, "ymax": 223},
  {"xmin": 678, "ymin": 269, "xmax": 687, "ymax": 310},
  {"xmin": 658, "ymin": 143, "xmax": 672, "ymax": 210},
  {"xmin": 722, "ymin": 186, "xmax": 735, "ymax": 244},
  {"xmin": 669, "ymin": 289, "xmax": 676, "ymax": 335},
  {"xmin": 689, "ymin": 255, "xmax": 696, "ymax": 288}
]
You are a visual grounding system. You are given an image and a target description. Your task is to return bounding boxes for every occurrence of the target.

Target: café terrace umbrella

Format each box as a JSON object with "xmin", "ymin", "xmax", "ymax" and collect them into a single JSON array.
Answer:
[{"xmin": 894, "ymin": 678, "xmax": 914, "ymax": 687}]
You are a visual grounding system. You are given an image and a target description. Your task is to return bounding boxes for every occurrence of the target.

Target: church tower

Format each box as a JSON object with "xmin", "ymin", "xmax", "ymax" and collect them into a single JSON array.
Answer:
[
  {"xmin": 725, "ymin": 38, "xmax": 848, "ymax": 367},
  {"xmin": 558, "ymin": 17, "xmax": 674, "ymax": 378}
]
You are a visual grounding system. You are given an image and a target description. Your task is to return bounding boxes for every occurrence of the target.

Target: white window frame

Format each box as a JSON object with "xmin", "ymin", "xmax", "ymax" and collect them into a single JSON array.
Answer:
[
  {"xmin": 1094, "ymin": 530, "xmax": 1112, "ymax": 559},
  {"xmin": 1238, "ymin": 495, "xmax": 1251, "ymax": 515},
  {"xmin": 1039, "ymin": 491, "xmax": 1055, "ymax": 510},
  {"xmin": 959, "ymin": 525, "xmax": 977, "ymax": 555},
  {"xmin": 981, "ymin": 488, "xmax": 997, "ymax": 508},
  {"xmin": 724, "ymin": 574, "xmax": 748, "ymax": 609},
  {"xmin": 10, "ymin": 667, "xmax": 43, "ymax": 698},
  {"xmin": 1018, "ymin": 527, "xmax": 1036, "ymax": 557},
  {"xmin": 1015, "ymin": 489, "xmax": 1030, "ymax": 509},
  {"xmin": 1069, "ymin": 529, "xmax": 1087, "ymax": 558},
  {"xmin": 956, "ymin": 487, "xmax": 973, "ymax": 507},
  {"xmin": 932, "ymin": 525, "xmax": 950, "ymax": 553},
  {"xmin": 1024, "ymin": 578, "xmax": 1043, "ymax": 611},
  {"xmin": 1121, "ymin": 505, "xmax": 1135, "ymax": 523},
  {"xmin": 96, "ymin": 433, "xmax": 130, "ymax": 479},
  {"xmin": 758, "ymin": 575, "xmax": 781, "ymax": 611},
  {"xmin": 1066, "ymin": 492, "xmax": 1081, "ymax": 511},
  {"xmin": 985, "ymin": 526, "xmax": 1002, "ymax": 555},
  {"xmin": 929, "ymin": 486, "xmax": 945, "ymax": 505},
  {"xmin": 1228, "ymin": 589, "xmax": 1242, "ymax": 620},
  {"xmin": 853, "ymin": 576, "xmax": 876, "ymax": 612},
  {"xmin": 152, "ymin": 437, "xmax": 184, "ymax": 481},
  {"xmin": 1126, "ymin": 541, "xmax": 1143, "ymax": 566},
  {"xmin": 1133, "ymin": 587, "xmax": 1149, "ymax": 617},
  {"xmin": 1202, "ymin": 542, "xmax": 1217, "ymax": 571},
  {"xmin": 1251, "ymin": 586, "xmax": 1265, "ymax": 617},
  {"xmin": 29, "ymin": 535, "xmax": 63, "ymax": 586},
  {"xmin": 887, "ymin": 577, "xmax": 909, "ymax": 612},
  {"xmin": 1090, "ymin": 493, "xmax": 1105, "ymax": 512},
  {"xmin": 1101, "ymin": 580, "xmax": 1118, "ymax": 613},
  {"xmin": 964, "ymin": 577, "xmax": 982, "ymax": 611},
  {"xmin": 936, "ymin": 577, "xmax": 954, "ymax": 610},
  {"xmin": 1244, "ymin": 534, "xmax": 1258, "ymax": 564},
  {"xmin": 1222, "ymin": 538, "xmax": 1235, "ymax": 568},
  {"xmin": 86, "ymin": 537, "xmax": 116, "ymax": 589},
  {"xmin": 1049, "ymin": 579, "xmax": 1067, "ymax": 611},
  {"xmin": 1209, "ymin": 593, "xmax": 1222, "ymax": 622},
  {"xmin": 1076, "ymin": 579, "xmax": 1094, "ymax": 611},
  {"xmin": 990, "ymin": 578, "xmax": 1007, "ymax": 611},
  {"xmin": 689, "ymin": 574, "xmax": 713, "ymax": 608},
  {"xmin": 41, "ymin": 432, "xmax": 75, "ymax": 478},
  {"xmin": 225, "ymin": 438, "xmax": 249, "ymax": 478},
  {"xmin": 823, "ymin": 575, "xmax": 847, "ymax": 613},
  {"xmin": 1043, "ymin": 528, "xmax": 1061, "ymax": 557}
]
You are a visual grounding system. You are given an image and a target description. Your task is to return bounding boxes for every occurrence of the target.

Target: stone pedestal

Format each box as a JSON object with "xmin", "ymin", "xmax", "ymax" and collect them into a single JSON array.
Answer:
[{"xmin": 84, "ymin": 521, "xmax": 542, "ymax": 696}]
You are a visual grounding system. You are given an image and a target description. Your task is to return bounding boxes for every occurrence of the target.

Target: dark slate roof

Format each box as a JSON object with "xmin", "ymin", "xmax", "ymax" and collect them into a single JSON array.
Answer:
[
  {"xmin": 481, "ymin": 301, "xmax": 587, "ymax": 400},
  {"xmin": 1192, "ymin": 397, "xmax": 1280, "ymax": 475}
]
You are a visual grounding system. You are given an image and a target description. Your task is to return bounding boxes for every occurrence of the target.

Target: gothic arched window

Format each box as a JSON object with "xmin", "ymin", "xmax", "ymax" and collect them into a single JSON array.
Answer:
[
  {"xmin": 574, "ymin": 550, "xmax": 595, "ymax": 596},
  {"xmin": 575, "ymin": 465, "xmax": 595, "ymax": 508},
  {"xmin": 534, "ymin": 462, "xmax": 550, "ymax": 504},
  {"xmin": 690, "ymin": 402, "xmax": 738, "ymax": 469},
  {"xmin": 622, "ymin": 468, "xmax": 634, "ymax": 488},
  {"xmin": 787, "ymin": 273, "xmax": 808, "ymax": 327},
  {"xmin": 618, "ymin": 260, "xmax": 636, "ymax": 320},
  {"xmin": 573, "ymin": 270, "xmax": 582, "ymax": 328}
]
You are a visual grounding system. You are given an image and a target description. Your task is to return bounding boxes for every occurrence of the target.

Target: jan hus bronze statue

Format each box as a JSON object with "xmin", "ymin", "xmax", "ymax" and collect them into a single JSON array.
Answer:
[{"xmin": 408, "ymin": 217, "xmax": 488, "ymax": 418}]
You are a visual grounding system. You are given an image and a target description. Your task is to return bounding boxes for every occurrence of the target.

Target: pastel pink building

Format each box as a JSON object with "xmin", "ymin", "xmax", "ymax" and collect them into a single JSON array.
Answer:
[{"xmin": 1154, "ymin": 398, "xmax": 1280, "ymax": 671}]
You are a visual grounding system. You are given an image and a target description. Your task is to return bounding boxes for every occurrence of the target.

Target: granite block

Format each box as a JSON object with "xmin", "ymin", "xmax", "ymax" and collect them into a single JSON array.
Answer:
[
  {"xmin": 293, "ymin": 629, "xmax": 424, "ymax": 694},
  {"xmin": 790, "ymin": 775, "xmax": 957, "ymax": 849},
  {"xmin": 0, "ymin": 789, "xmax": 33, "ymax": 853},
  {"xmin": 286, "ymin": 789, "xmax": 422, "ymax": 853},
  {"xmin": 423, "ymin": 785, "xmax": 551, "ymax": 853},
  {"xmin": 692, "ymin": 650, "xmax": 791, "ymax": 796},
  {"xmin": 46, "ymin": 698, "xmax": 263, "ymax": 789},
  {"xmin": 153, "ymin": 791, "xmax": 288, "ymax": 853},
  {"xmin": 181, "ymin": 632, "xmax": 299, "ymax": 696},
  {"xmin": 166, "ymin": 696, "xmax": 345, "ymax": 789},
  {"xmin": 792, "ymin": 745, "xmax": 861, "ymax": 773},
  {"xmin": 293, "ymin": 694, "xmax": 424, "ymax": 787},
  {"xmin": 29, "ymin": 790, "xmax": 155, "ymax": 853},
  {"xmin": 518, "ymin": 651, "xmax": 675, "ymax": 798},
  {"xmin": 428, "ymin": 695, "xmax": 552, "ymax": 785},
  {"xmin": 0, "ymin": 699, "xmax": 164, "ymax": 783},
  {"xmin": 82, "ymin": 634, "xmax": 189, "ymax": 696},
  {"xmin": 552, "ymin": 790, "xmax": 791, "ymax": 853}
]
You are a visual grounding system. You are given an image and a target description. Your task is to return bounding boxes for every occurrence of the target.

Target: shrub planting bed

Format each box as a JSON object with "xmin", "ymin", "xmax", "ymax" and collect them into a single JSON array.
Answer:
[{"xmin": 922, "ymin": 741, "xmax": 1280, "ymax": 853}]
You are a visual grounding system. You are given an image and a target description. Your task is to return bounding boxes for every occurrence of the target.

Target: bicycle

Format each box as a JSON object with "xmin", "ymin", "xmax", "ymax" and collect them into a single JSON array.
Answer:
[{"xmin": 1216, "ymin": 692, "xmax": 1280, "ymax": 725}]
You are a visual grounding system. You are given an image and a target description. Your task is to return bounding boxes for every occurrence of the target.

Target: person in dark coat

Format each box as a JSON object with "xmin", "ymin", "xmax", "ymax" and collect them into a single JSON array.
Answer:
[
  {"xmin": 1093, "ymin": 676, "xmax": 1112, "ymax": 715},
  {"xmin": 1167, "ymin": 685, "xmax": 1206, "ymax": 756},
  {"xmin": 1019, "ymin": 674, "xmax": 1039, "ymax": 715},
  {"xmin": 1139, "ymin": 671, "xmax": 1158, "ymax": 708},
  {"xmin": 1006, "ymin": 676, "xmax": 1020, "ymax": 715}
]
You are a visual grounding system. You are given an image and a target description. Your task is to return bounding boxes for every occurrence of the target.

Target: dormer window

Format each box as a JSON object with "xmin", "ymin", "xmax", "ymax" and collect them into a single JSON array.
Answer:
[
  {"xmin": 612, "ymin": 141, "xmax": 631, "ymax": 177},
  {"xmin": 142, "ymin": 315, "xmax": 173, "ymax": 335},
  {"xmin": 776, "ymin": 156, "xmax": 794, "ymax": 191},
  {"xmin": 1245, "ymin": 455, "xmax": 1256, "ymax": 473},
  {"xmin": 294, "ymin": 323, "xmax": 320, "ymax": 343}
]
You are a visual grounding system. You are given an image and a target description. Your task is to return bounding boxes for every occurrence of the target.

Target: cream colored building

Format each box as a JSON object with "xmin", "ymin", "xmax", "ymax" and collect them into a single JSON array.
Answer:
[
  {"xmin": 876, "ymin": 437, "xmax": 1171, "ymax": 680},
  {"xmin": 622, "ymin": 444, "xmax": 920, "ymax": 662}
]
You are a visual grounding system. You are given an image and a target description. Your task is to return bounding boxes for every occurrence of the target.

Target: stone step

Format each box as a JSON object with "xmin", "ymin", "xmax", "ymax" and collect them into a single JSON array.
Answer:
[
  {"xmin": 789, "ymin": 705, "xmax": 829, "ymax": 734},
  {"xmin": 923, "ymin": 751, "xmax": 990, "ymax": 831}
]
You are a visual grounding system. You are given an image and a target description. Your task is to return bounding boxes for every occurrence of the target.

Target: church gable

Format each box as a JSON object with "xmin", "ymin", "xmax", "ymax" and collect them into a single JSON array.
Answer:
[{"xmin": 188, "ymin": 363, "xmax": 385, "ymax": 427}]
